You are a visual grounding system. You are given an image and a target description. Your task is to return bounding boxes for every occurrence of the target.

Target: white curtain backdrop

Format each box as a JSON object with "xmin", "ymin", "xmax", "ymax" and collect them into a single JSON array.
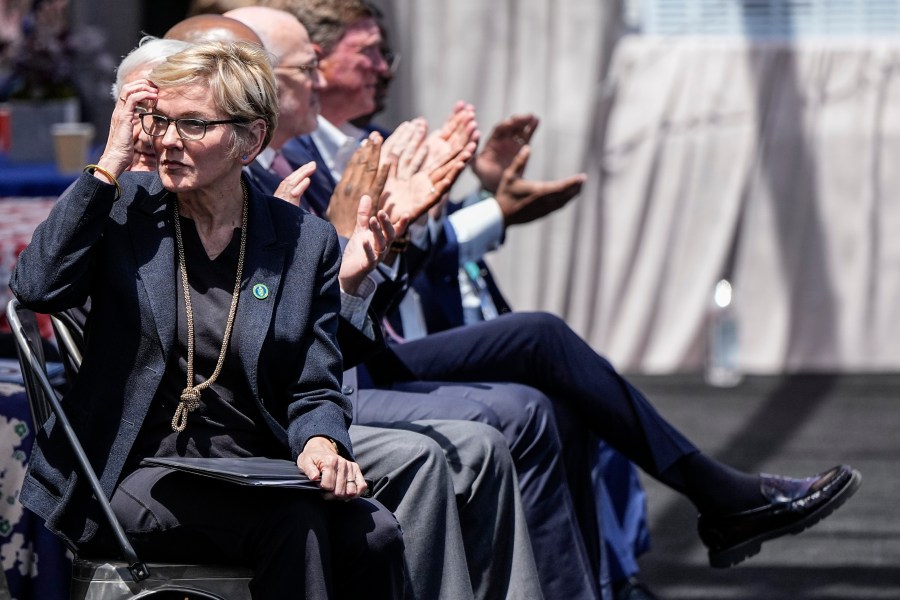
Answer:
[{"xmin": 376, "ymin": 1, "xmax": 900, "ymax": 374}]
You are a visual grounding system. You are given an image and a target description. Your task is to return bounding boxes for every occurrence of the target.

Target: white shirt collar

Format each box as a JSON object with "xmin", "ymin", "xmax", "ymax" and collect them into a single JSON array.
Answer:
[
  {"xmin": 310, "ymin": 115, "xmax": 366, "ymax": 179},
  {"xmin": 256, "ymin": 146, "xmax": 277, "ymax": 171}
]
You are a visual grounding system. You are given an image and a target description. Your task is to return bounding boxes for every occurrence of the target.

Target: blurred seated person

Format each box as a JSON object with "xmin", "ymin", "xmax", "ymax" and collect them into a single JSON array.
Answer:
[{"xmin": 10, "ymin": 40, "xmax": 404, "ymax": 599}]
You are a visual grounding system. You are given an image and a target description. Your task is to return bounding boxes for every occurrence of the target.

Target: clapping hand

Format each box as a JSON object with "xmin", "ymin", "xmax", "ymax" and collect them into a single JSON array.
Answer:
[
  {"xmin": 473, "ymin": 113, "xmax": 539, "ymax": 193},
  {"xmin": 380, "ymin": 118, "xmax": 428, "ymax": 177},
  {"xmin": 339, "ymin": 194, "xmax": 404, "ymax": 295},
  {"xmin": 421, "ymin": 102, "xmax": 480, "ymax": 174},
  {"xmin": 380, "ymin": 105, "xmax": 479, "ymax": 233},
  {"xmin": 495, "ymin": 145, "xmax": 587, "ymax": 227},
  {"xmin": 328, "ymin": 132, "xmax": 390, "ymax": 238}
]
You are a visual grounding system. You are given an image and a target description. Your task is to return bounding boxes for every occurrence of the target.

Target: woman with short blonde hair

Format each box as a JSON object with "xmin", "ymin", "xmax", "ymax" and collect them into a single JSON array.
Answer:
[{"xmin": 13, "ymin": 40, "xmax": 404, "ymax": 599}]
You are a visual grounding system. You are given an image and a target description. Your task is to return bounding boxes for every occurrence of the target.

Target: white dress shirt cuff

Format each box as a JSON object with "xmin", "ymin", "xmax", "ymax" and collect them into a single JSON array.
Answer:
[
  {"xmin": 409, "ymin": 215, "xmax": 431, "ymax": 249},
  {"xmin": 447, "ymin": 198, "xmax": 505, "ymax": 264}
]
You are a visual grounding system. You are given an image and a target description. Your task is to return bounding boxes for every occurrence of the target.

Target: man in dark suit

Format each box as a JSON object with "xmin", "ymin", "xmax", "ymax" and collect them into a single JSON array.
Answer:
[
  {"xmin": 242, "ymin": 2, "xmax": 613, "ymax": 598},
  {"xmin": 263, "ymin": 2, "xmax": 863, "ymax": 598},
  {"xmin": 221, "ymin": 8, "xmax": 544, "ymax": 599},
  {"xmin": 261, "ymin": 2, "xmax": 655, "ymax": 599}
]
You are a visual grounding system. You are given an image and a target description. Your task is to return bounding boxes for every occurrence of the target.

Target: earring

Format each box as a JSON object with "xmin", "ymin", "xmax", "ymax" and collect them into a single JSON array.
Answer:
[{"xmin": 241, "ymin": 154, "xmax": 249, "ymax": 160}]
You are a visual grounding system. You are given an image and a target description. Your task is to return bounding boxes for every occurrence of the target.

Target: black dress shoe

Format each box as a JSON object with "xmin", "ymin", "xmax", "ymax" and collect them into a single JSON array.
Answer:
[
  {"xmin": 612, "ymin": 577, "xmax": 660, "ymax": 600},
  {"xmin": 698, "ymin": 464, "xmax": 861, "ymax": 568}
]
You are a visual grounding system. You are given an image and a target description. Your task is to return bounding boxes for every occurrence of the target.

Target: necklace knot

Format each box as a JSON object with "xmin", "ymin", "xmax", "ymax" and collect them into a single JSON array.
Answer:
[
  {"xmin": 169, "ymin": 180, "xmax": 248, "ymax": 433},
  {"xmin": 171, "ymin": 389, "xmax": 202, "ymax": 433}
]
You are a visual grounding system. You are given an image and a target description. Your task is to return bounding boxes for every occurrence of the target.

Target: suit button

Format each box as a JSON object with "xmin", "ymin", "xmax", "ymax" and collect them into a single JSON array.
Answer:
[{"xmin": 342, "ymin": 385, "xmax": 355, "ymax": 395}]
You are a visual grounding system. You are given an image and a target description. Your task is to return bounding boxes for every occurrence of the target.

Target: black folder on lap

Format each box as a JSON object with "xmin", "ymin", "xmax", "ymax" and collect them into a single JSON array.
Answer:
[{"xmin": 140, "ymin": 456, "xmax": 321, "ymax": 491}]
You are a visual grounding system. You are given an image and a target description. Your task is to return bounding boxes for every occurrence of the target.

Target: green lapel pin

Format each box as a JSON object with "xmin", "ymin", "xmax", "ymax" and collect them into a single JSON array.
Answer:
[{"xmin": 252, "ymin": 284, "xmax": 269, "ymax": 300}]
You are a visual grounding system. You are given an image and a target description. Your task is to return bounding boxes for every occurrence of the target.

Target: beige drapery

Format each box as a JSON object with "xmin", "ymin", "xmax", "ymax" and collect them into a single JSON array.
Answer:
[{"xmin": 377, "ymin": 1, "xmax": 900, "ymax": 374}]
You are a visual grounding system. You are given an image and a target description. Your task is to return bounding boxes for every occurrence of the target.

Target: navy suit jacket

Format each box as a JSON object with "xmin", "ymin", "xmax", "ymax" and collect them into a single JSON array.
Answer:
[
  {"xmin": 11, "ymin": 171, "xmax": 350, "ymax": 547},
  {"xmin": 245, "ymin": 159, "xmax": 284, "ymax": 201},
  {"xmin": 281, "ymin": 135, "xmax": 336, "ymax": 217},
  {"xmin": 404, "ymin": 198, "xmax": 511, "ymax": 333}
]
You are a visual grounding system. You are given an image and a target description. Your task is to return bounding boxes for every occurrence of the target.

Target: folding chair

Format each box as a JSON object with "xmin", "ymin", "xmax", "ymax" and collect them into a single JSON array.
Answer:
[{"xmin": 7, "ymin": 299, "xmax": 253, "ymax": 600}]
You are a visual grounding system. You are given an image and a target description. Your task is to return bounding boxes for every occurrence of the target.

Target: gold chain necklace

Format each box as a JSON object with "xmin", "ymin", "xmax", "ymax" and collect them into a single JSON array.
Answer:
[{"xmin": 170, "ymin": 180, "xmax": 249, "ymax": 432}]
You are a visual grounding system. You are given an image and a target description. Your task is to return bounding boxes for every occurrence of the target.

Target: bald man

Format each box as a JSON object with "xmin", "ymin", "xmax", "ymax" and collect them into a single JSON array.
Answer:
[
  {"xmin": 163, "ymin": 13, "xmax": 262, "ymax": 45},
  {"xmin": 163, "ymin": 8, "xmax": 543, "ymax": 600},
  {"xmin": 226, "ymin": 7, "xmax": 322, "ymax": 147}
]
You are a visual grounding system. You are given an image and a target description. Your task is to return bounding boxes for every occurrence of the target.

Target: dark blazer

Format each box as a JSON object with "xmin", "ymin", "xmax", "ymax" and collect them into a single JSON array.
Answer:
[
  {"xmin": 10, "ymin": 170, "xmax": 351, "ymax": 548},
  {"xmin": 245, "ymin": 159, "xmax": 285, "ymax": 201},
  {"xmin": 403, "ymin": 201, "xmax": 511, "ymax": 334},
  {"xmin": 281, "ymin": 134, "xmax": 336, "ymax": 217}
]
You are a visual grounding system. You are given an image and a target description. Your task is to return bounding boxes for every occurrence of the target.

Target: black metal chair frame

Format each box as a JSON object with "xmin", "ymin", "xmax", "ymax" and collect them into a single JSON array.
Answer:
[{"xmin": 7, "ymin": 299, "xmax": 251, "ymax": 599}]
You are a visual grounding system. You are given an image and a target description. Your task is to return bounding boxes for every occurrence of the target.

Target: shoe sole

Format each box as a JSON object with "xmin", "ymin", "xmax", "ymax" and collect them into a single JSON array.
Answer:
[{"xmin": 708, "ymin": 468, "xmax": 862, "ymax": 568}]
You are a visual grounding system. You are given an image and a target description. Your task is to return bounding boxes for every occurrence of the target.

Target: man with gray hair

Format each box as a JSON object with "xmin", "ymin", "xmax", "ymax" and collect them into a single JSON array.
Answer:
[{"xmin": 213, "ymin": 7, "xmax": 544, "ymax": 600}]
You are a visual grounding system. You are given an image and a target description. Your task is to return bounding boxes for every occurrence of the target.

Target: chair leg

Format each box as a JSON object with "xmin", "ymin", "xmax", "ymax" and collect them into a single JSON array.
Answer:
[{"xmin": 0, "ymin": 568, "xmax": 12, "ymax": 600}]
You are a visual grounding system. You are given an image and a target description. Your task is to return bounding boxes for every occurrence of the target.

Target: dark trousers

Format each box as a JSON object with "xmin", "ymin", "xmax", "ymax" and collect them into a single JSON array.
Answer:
[
  {"xmin": 367, "ymin": 311, "xmax": 699, "ymax": 483},
  {"xmin": 108, "ymin": 466, "xmax": 405, "ymax": 600}
]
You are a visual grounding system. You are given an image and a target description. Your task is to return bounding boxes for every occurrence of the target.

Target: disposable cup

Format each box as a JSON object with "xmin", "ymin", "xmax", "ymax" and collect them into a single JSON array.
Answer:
[{"xmin": 51, "ymin": 122, "xmax": 95, "ymax": 173}]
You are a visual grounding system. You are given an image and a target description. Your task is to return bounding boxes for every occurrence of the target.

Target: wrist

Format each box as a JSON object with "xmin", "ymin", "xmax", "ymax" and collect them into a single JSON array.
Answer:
[
  {"xmin": 339, "ymin": 274, "xmax": 365, "ymax": 296},
  {"xmin": 333, "ymin": 223, "xmax": 355, "ymax": 238},
  {"xmin": 95, "ymin": 153, "xmax": 130, "ymax": 179},
  {"xmin": 83, "ymin": 164, "xmax": 122, "ymax": 200},
  {"xmin": 307, "ymin": 436, "xmax": 339, "ymax": 454}
]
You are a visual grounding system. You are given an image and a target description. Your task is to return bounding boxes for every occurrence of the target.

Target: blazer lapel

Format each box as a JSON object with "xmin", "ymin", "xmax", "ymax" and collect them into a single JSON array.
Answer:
[
  {"xmin": 282, "ymin": 135, "xmax": 334, "ymax": 216},
  {"xmin": 129, "ymin": 188, "xmax": 178, "ymax": 361},
  {"xmin": 237, "ymin": 183, "xmax": 287, "ymax": 397}
]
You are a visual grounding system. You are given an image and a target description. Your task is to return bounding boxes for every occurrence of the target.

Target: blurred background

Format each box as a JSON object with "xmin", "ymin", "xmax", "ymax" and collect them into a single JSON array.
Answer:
[{"xmin": 3, "ymin": 0, "xmax": 900, "ymax": 378}]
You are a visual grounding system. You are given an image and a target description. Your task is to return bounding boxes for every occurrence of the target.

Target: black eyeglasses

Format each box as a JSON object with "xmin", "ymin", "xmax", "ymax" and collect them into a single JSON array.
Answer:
[
  {"xmin": 275, "ymin": 58, "xmax": 319, "ymax": 77},
  {"xmin": 140, "ymin": 113, "xmax": 245, "ymax": 141},
  {"xmin": 382, "ymin": 50, "xmax": 400, "ymax": 73}
]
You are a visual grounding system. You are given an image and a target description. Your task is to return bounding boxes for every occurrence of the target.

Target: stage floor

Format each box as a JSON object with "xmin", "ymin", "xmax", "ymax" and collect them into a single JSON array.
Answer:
[{"xmin": 627, "ymin": 373, "xmax": 900, "ymax": 599}]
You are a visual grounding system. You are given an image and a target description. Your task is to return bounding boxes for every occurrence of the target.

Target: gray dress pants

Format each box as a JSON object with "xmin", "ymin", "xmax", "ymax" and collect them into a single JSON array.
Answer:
[{"xmin": 351, "ymin": 421, "xmax": 543, "ymax": 600}]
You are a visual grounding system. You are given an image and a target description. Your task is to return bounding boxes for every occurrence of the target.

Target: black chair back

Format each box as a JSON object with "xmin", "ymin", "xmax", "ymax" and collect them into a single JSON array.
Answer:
[
  {"xmin": 6, "ymin": 299, "xmax": 148, "ymax": 580},
  {"xmin": 50, "ymin": 303, "xmax": 88, "ymax": 388},
  {"xmin": 10, "ymin": 304, "xmax": 53, "ymax": 427},
  {"xmin": 7, "ymin": 299, "xmax": 253, "ymax": 599}
]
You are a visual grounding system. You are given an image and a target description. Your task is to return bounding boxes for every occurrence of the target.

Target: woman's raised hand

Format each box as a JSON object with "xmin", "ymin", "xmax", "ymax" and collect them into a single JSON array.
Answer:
[{"xmin": 99, "ymin": 78, "xmax": 158, "ymax": 177}]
